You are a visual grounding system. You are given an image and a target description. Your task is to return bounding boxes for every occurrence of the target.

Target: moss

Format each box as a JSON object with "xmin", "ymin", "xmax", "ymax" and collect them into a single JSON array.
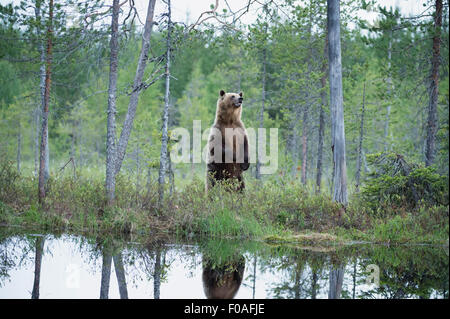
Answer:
[{"xmin": 264, "ymin": 232, "xmax": 340, "ymax": 245}]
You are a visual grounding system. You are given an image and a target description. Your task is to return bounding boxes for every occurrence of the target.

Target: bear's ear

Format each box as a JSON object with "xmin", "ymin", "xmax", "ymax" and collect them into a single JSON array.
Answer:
[
  {"xmin": 219, "ymin": 90, "xmax": 226, "ymax": 97},
  {"xmin": 239, "ymin": 92, "xmax": 243, "ymax": 97}
]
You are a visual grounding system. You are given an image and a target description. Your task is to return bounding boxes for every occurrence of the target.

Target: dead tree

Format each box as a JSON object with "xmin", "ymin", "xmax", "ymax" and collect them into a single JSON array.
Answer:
[{"xmin": 327, "ymin": 0, "xmax": 348, "ymax": 205}]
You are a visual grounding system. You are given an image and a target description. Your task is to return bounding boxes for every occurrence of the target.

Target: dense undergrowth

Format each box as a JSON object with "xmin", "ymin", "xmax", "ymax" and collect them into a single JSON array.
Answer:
[{"xmin": 0, "ymin": 155, "xmax": 448, "ymax": 244}]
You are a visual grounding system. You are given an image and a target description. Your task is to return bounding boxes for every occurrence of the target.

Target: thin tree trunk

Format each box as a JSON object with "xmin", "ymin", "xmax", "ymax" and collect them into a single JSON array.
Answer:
[
  {"xmin": 256, "ymin": 46, "xmax": 267, "ymax": 180},
  {"xmin": 327, "ymin": 0, "xmax": 348, "ymax": 205},
  {"xmin": 294, "ymin": 265, "xmax": 301, "ymax": 299},
  {"xmin": 167, "ymin": 150, "xmax": 174, "ymax": 197},
  {"xmin": 252, "ymin": 255, "xmax": 257, "ymax": 299},
  {"xmin": 34, "ymin": 2, "xmax": 49, "ymax": 181},
  {"xmin": 301, "ymin": 107, "xmax": 308, "ymax": 185},
  {"xmin": 153, "ymin": 247, "xmax": 161, "ymax": 299},
  {"xmin": 301, "ymin": 0, "xmax": 313, "ymax": 187},
  {"xmin": 384, "ymin": 33, "xmax": 392, "ymax": 151},
  {"xmin": 31, "ymin": 236, "xmax": 45, "ymax": 299},
  {"xmin": 100, "ymin": 249, "xmax": 112, "ymax": 299},
  {"xmin": 355, "ymin": 82, "xmax": 366, "ymax": 193},
  {"xmin": 425, "ymin": 0, "xmax": 442, "ymax": 167},
  {"xmin": 311, "ymin": 270, "xmax": 318, "ymax": 299},
  {"xmin": 158, "ymin": 0, "xmax": 172, "ymax": 205},
  {"xmin": 136, "ymin": 141, "xmax": 140, "ymax": 194},
  {"xmin": 71, "ymin": 123, "xmax": 76, "ymax": 161},
  {"xmin": 106, "ymin": 0, "xmax": 120, "ymax": 205},
  {"xmin": 146, "ymin": 139, "xmax": 152, "ymax": 193},
  {"xmin": 115, "ymin": 0, "xmax": 157, "ymax": 175},
  {"xmin": 290, "ymin": 107, "xmax": 300, "ymax": 177},
  {"xmin": 34, "ymin": 107, "xmax": 40, "ymax": 177},
  {"xmin": 113, "ymin": 253, "xmax": 128, "ymax": 299},
  {"xmin": 328, "ymin": 267, "xmax": 344, "ymax": 299},
  {"xmin": 316, "ymin": 37, "xmax": 328, "ymax": 194},
  {"xmin": 38, "ymin": 0, "xmax": 53, "ymax": 203},
  {"xmin": 352, "ymin": 259, "xmax": 357, "ymax": 299},
  {"xmin": 362, "ymin": 149, "xmax": 369, "ymax": 173},
  {"xmin": 17, "ymin": 118, "xmax": 21, "ymax": 173}
]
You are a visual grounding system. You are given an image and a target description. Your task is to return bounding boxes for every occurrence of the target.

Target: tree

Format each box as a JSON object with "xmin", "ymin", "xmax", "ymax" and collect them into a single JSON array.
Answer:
[
  {"xmin": 327, "ymin": 0, "xmax": 348, "ymax": 204},
  {"xmin": 158, "ymin": 0, "xmax": 173, "ymax": 205},
  {"xmin": 105, "ymin": 0, "xmax": 120, "ymax": 205},
  {"xmin": 425, "ymin": 0, "xmax": 443, "ymax": 167},
  {"xmin": 114, "ymin": 0, "xmax": 157, "ymax": 175},
  {"xmin": 34, "ymin": 0, "xmax": 49, "ymax": 180},
  {"xmin": 316, "ymin": 36, "xmax": 328, "ymax": 193},
  {"xmin": 355, "ymin": 81, "xmax": 366, "ymax": 193},
  {"xmin": 248, "ymin": 16, "xmax": 269, "ymax": 180},
  {"xmin": 38, "ymin": 0, "xmax": 53, "ymax": 203},
  {"xmin": 31, "ymin": 236, "xmax": 45, "ymax": 299}
]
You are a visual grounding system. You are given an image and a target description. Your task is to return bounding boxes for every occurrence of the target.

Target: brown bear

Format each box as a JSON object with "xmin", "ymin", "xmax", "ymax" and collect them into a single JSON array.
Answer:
[
  {"xmin": 202, "ymin": 255, "xmax": 245, "ymax": 299},
  {"xmin": 206, "ymin": 90, "xmax": 250, "ymax": 193}
]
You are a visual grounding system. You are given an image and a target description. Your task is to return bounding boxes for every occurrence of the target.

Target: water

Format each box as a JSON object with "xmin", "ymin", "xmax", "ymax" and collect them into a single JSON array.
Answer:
[{"xmin": 0, "ymin": 228, "xmax": 448, "ymax": 299}]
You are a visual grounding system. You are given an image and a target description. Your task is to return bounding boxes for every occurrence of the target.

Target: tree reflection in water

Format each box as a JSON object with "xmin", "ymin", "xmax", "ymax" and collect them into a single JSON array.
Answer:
[
  {"xmin": 0, "ymin": 230, "xmax": 447, "ymax": 299},
  {"xmin": 31, "ymin": 236, "xmax": 45, "ymax": 299},
  {"xmin": 99, "ymin": 241, "xmax": 128, "ymax": 299}
]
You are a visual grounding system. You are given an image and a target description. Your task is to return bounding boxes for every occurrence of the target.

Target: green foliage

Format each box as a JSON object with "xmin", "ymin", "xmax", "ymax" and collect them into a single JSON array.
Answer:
[{"xmin": 361, "ymin": 152, "xmax": 449, "ymax": 212}]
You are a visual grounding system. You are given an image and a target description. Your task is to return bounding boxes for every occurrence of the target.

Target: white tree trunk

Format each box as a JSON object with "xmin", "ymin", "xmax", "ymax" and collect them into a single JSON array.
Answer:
[
  {"xmin": 115, "ymin": 0, "xmax": 157, "ymax": 175},
  {"xmin": 158, "ymin": 0, "xmax": 172, "ymax": 204},
  {"xmin": 106, "ymin": 0, "xmax": 120, "ymax": 204}
]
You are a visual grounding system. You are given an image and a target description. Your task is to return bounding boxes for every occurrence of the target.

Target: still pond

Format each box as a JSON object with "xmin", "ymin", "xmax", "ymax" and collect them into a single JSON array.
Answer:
[{"xmin": 0, "ymin": 227, "xmax": 448, "ymax": 299}]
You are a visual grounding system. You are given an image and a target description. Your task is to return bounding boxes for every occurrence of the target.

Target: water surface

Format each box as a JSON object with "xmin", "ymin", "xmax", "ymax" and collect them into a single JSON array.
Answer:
[{"xmin": 0, "ymin": 228, "xmax": 448, "ymax": 299}]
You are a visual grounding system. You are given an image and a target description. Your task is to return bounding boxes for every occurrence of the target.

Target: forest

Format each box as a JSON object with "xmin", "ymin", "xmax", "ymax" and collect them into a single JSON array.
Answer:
[{"xmin": 0, "ymin": 0, "xmax": 448, "ymax": 245}]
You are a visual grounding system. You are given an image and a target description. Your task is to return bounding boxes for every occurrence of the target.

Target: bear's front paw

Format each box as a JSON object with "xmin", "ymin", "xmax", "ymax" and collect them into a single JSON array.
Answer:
[{"xmin": 240, "ymin": 162, "xmax": 250, "ymax": 171}]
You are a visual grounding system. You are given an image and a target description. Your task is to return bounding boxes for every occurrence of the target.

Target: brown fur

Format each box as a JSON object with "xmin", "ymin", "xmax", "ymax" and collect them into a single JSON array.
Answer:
[
  {"xmin": 206, "ymin": 90, "xmax": 250, "ymax": 193},
  {"xmin": 202, "ymin": 256, "xmax": 245, "ymax": 299}
]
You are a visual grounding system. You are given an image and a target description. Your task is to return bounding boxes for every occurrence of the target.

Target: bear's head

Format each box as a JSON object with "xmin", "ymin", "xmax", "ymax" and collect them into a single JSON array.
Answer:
[
  {"xmin": 219, "ymin": 90, "xmax": 243, "ymax": 108},
  {"xmin": 215, "ymin": 90, "xmax": 244, "ymax": 124}
]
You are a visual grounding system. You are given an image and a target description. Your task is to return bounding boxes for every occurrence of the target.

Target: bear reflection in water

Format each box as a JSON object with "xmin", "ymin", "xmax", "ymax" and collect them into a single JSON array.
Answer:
[{"xmin": 202, "ymin": 256, "xmax": 245, "ymax": 299}]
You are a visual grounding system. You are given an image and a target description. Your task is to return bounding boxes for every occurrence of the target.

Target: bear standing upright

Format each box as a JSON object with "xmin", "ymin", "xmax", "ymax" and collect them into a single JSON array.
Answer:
[{"xmin": 206, "ymin": 90, "xmax": 250, "ymax": 193}]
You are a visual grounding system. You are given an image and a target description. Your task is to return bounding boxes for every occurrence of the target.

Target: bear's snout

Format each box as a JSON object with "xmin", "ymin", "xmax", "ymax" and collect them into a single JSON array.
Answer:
[{"xmin": 234, "ymin": 97, "xmax": 243, "ymax": 108}]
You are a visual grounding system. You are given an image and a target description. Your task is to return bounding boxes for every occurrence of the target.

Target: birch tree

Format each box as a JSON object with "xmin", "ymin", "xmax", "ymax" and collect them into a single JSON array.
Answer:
[
  {"xmin": 114, "ymin": 0, "xmax": 157, "ymax": 175},
  {"xmin": 158, "ymin": 0, "xmax": 172, "ymax": 204},
  {"xmin": 105, "ymin": 0, "xmax": 120, "ymax": 205}
]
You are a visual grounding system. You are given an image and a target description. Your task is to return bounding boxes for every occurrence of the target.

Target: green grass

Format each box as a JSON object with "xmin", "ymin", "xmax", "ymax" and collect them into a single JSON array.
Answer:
[{"xmin": 0, "ymin": 160, "xmax": 448, "ymax": 244}]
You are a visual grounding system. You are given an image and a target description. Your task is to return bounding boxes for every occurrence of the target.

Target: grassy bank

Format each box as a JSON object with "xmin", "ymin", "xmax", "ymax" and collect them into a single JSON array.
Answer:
[{"xmin": 0, "ymin": 160, "xmax": 448, "ymax": 244}]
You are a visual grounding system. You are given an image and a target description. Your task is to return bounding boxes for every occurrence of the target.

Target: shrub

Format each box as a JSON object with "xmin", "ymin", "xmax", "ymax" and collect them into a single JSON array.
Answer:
[{"xmin": 361, "ymin": 152, "xmax": 449, "ymax": 212}]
